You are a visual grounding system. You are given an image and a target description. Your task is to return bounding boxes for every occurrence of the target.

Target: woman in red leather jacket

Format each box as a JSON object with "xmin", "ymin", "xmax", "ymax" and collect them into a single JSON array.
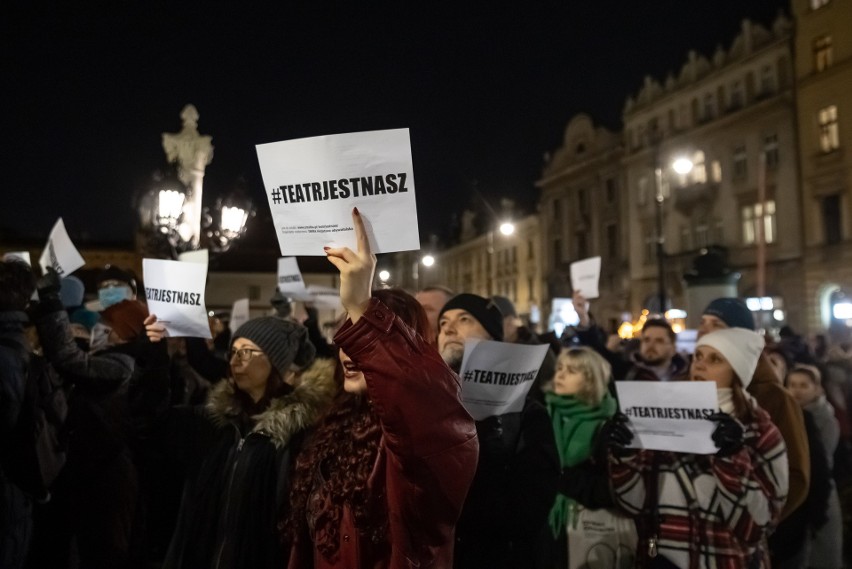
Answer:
[{"xmin": 285, "ymin": 208, "xmax": 479, "ymax": 568}]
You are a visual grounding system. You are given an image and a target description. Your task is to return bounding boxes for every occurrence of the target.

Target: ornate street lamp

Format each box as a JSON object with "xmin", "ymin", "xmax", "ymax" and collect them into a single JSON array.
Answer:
[{"xmin": 137, "ymin": 105, "xmax": 253, "ymax": 259}]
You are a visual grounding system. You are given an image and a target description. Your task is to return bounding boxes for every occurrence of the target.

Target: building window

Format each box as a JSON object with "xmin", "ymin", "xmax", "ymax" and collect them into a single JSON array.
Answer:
[
  {"xmin": 760, "ymin": 65, "xmax": 774, "ymax": 95},
  {"xmin": 711, "ymin": 160, "xmax": 722, "ymax": 183},
  {"xmin": 714, "ymin": 220, "xmax": 725, "ymax": 244},
  {"xmin": 527, "ymin": 239, "xmax": 534, "ymax": 259},
  {"xmin": 764, "ymin": 133, "xmax": 779, "ymax": 169},
  {"xmin": 695, "ymin": 224, "xmax": 710, "ymax": 248},
  {"xmin": 638, "ymin": 176, "xmax": 649, "ymax": 206},
  {"xmin": 733, "ymin": 145, "xmax": 748, "ymax": 179},
  {"xmin": 815, "ymin": 36, "xmax": 833, "ymax": 72},
  {"xmin": 577, "ymin": 188, "xmax": 588, "ymax": 216},
  {"xmin": 248, "ymin": 285, "xmax": 261, "ymax": 301},
  {"xmin": 606, "ymin": 223, "xmax": 618, "ymax": 259},
  {"xmin": 742, "ymin": 201, "xmax": 777, "ymax": 245},
  {"xmin": 575, "ymin": 231, "xmax": 588, "ymax": 260},
  {"xmin": 691, "ymin": 150, "xmax": 707, "ymax": 184},
  {"xmin": 605, "ymin": 178, "xmax": 617, "ymax": 203},
  {"xmin": 553, "ymin": 238, "xmax": 562, "ymax": 264},
  {"xmin": 680, "ymin": 226, "xmax": 692, "ymax": 251},
  {"xmin": 819, "ymin": 105, "xmax": 840, "ymax": 153},
  {"xmin": 528, "ymin": 277, "xmax": 534, "ymax": 301},
  {"xmin": 810, "ymin": 0, "xmax": 830, "ymax": 9},
  {"xmin": 823, "ymin": 194, "xmax": 842, "ymax": 244},
  {"xmin": 553, "ymin": 198, "xmax": 562, "ymax": 222},
  {"xmin": 702, "ymin": 93, "xmax": 715, "ymax": 121},
  {"xmin": 730, "ymin": 80, "xmax": 744, "ymax": 109}
]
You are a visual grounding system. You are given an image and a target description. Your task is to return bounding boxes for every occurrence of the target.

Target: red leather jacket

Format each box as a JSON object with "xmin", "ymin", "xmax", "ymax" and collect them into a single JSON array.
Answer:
[{"xmin": 289, "ymin": 298, "xmax": 479, "ymax": 568}]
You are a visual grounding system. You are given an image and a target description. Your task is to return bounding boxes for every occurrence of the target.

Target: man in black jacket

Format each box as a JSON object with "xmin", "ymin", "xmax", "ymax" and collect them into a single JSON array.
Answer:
[{"xmin": 438, "ymin": 293, "xmax": 560, "ymax": 569}]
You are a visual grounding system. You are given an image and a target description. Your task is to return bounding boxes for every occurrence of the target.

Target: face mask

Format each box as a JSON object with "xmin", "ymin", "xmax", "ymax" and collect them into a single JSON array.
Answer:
[
  {"xmin": 90, "ymin": 322, "xmax": 112, "ymax": 353},
  {"xmin": 99, "ymin": 286, "xmax": 131, "ymax": 310}
]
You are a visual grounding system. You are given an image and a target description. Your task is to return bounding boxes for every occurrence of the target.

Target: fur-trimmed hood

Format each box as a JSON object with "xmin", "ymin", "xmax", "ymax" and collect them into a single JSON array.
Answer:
[{"xmin": 206, "ymin": 357, "xmax": 337, "ymax": 448}]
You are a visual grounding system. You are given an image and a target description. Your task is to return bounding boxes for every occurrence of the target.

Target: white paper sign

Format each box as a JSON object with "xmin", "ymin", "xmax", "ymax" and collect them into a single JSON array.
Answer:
[
  {"xmin": 277, "ymin": 257, "xmax": 310, "ymax": 299},
  {"xmin": 4, "ymin": 252, "xmax": 31, "ymax": 265},
  {"xmin": 458, "ymin": 339, "xmax": 549, "ymax": 420},
  {"xmin": 256, "ymin": 128, "xmax": 420, "ymax": 256},
  {"xmin": 615, "ymin": 381, "xmax": 719, "ymax": 454},
  {"xmin": 229, "ymin": 298, "xmax": 250, "ymax": 334},
  {"xmin": 305, "ymin": 284, "xmax": 342, "ymax": 309},
  {"xmin": 143, "ymin": 258, "xmax": 212, "ymax": 339},
  {"xmin": 570, "ymin": 256, "xmax": 601, "ymax": 299},
  {"xmin": 178, "ymin": 249, "xmax": 209, "ymax": 265},
  {"xmin": 38, "ymin": 218, "xmax": 85, "ymax": 276}
]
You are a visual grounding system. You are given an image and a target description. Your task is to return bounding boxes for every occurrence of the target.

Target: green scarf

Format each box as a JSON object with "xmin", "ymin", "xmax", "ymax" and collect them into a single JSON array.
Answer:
[{"xmin": 545, "ymin": 391, "xmax": 617, "ymax": 538}]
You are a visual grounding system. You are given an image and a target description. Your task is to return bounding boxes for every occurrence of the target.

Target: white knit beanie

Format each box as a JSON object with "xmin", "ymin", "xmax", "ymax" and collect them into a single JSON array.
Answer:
[{"xmin": 695, "ymin": 328, "xmax": 765, "ymax": 388}]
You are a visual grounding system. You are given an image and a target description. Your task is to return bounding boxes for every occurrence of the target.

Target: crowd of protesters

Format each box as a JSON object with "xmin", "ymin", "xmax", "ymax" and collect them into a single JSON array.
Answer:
[{"xmin": 1, "ymin": 210, "xmax": 850, "ymax": 568}]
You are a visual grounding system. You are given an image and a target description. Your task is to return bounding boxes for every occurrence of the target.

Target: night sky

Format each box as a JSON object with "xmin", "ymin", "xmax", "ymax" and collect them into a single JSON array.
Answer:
[{"xmin": 2, "ymin": 1, "xmax": 788, "ymax": 247}]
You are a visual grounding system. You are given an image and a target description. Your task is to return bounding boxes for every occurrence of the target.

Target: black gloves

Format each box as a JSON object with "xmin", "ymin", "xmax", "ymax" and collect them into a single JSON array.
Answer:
[
  {"xmin": 594, "ymin": 413, "xmax": 634, "ymax": 459},
  {"xmin": 709, "ymin": 412, "xmax": 745, "ymax": 457},
  {"xmin": 36, "ymin": 268, "xmax": 62, "ymax": 299}
]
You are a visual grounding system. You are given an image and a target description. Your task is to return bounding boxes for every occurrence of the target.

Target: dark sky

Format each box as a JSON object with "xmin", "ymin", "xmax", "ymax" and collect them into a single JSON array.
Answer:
[{"xmin": 2, "ymin": 1, "xmax": 788, "ymax": 246}]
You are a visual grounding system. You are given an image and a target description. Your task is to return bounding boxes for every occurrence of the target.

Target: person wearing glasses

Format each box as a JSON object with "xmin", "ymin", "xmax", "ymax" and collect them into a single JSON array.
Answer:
[
  {"xmin": 284, "ymin": 208, "xmax": 479, "ymax": 568},
  {"xmin": 143, "ymin": 314, "xmax": 336, "ymax": 569}
]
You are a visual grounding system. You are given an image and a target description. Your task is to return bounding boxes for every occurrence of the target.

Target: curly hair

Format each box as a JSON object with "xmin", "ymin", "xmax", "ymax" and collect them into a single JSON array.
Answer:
[{"xmin": 285, "ymin": 288, "xmax": 429, "ymax": 560}]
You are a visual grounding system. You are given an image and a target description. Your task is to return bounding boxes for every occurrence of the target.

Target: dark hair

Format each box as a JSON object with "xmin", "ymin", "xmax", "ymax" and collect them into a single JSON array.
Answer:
[
  {"xmin": 641, "ymin": 318, "xmax": 676, "ymax": 344},
  {"xmin": 0, "ymin": 260, "xmax": 36, "ymax": 312},
  {"xmin": 285, "ymin": 287, "xmax": 429, "ymax": 558}
]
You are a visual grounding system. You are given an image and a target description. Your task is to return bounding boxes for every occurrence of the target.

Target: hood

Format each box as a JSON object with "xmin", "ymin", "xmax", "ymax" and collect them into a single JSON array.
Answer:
[{"xmin": 206, "ymin": 357, "xmax": 337, "ymax": 448}]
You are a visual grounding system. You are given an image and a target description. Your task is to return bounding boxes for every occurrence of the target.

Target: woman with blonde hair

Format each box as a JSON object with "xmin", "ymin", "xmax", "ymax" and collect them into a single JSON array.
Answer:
[{"xmin": 538, "ymin": 346, "xmax": 621, "ymax": 568}]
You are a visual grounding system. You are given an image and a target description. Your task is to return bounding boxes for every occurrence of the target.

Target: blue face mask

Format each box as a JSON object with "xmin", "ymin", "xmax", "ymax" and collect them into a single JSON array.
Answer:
[{"xmin": 99, "ymin": 286, "xmax": 131, "ymax": 310}]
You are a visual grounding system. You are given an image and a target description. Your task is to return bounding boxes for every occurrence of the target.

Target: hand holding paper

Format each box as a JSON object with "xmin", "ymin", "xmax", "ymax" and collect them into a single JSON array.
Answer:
[
  {"xmin": 145, "ymin": 314, "xmax": 168, "ymax": 343},
  {"xmin": 324, "ymin": 208, "xmax": 376, "ymax": 324}
]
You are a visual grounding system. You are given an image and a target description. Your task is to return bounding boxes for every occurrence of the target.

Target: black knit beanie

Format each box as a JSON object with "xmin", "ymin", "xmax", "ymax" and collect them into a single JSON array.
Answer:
[
  {"xmin": 232, "ymin": 317, "xmax": 316, "ymax": 374},
  {"xmin": 438, "ymin": 293, "xmax": 504, "ymax": 341},
  {"xmin": 703, "ymin": 298, "xmax": 755, "ymax": 331}
]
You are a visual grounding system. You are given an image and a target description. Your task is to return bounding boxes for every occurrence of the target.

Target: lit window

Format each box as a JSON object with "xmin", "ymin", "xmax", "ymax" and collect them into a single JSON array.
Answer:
[
  {"xmin": 815, "ymin": 36, "xmax": 833, "ymax": 72},
  {"xmin": 695, "ymin": 224, "xmax": 710, "ymax": 248},
  {"xmin": 691, "ymin": 151, "xmax": 707, "ymax": 184},
  {"xmin": 819, "ymin": 105, "xmax": 840, "ymax": 153},
  {"xmin": 733, "ymin": 145, "xmax": 748, "ymax": 179},
  {"xmin": 742, "ymin": 201, "xmax": 777, "ymax": 245},
  {"xmin": 764, "ymin": 134, "xmax": 779, "ymax": 169},
  {"xmin": 711, "ymin": 160, "xmax": 722, "ymax": 183},
  {"xmin": 810, "ymin": 0, "xmax": 830, "ymax": 9}
]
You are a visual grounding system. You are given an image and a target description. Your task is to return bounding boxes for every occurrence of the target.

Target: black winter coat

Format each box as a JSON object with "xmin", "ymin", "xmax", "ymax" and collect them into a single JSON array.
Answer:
[
  {"xmin": 454, "ymin": 397, "xmax": 561, "ymax": 569},
  {"xmin": 158, "ymin": 359, "xmax": 336, "ymax": 569}
]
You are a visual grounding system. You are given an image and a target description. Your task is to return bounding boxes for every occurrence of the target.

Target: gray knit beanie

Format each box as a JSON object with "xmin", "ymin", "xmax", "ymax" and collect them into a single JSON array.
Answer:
[{"xmin": 232, "ymin": 317, "xmax": 316, "ymax": 374}]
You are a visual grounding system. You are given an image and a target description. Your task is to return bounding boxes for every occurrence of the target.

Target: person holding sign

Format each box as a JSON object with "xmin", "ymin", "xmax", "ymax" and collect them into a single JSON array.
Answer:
[
  {"xmin": 437, "ymin": 292, "xmax": 560, "ymax": 569},
  {"xmin": 536, "ymin": 347, "xmax": 634, "ymax": 569},
  {"xmin": 143, "ymin": 315, "xmax": 336, "ymax": 569},
  {"xmin": 607, "ymin": 328, "xmax": 788, "ymax": 568},
  {"xmin": 285, "ymin": 208, "xmax": 478, "ymax": 568}
]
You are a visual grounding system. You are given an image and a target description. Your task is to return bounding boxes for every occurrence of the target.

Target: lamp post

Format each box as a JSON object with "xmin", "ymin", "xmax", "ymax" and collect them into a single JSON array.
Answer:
[
  {"xmin": 654, "ymin": 156, "xmax": 693, "ymax": 314},
  {"xmin": 138, "ymin": 105, "xmax": 253, "ymax": 259}
]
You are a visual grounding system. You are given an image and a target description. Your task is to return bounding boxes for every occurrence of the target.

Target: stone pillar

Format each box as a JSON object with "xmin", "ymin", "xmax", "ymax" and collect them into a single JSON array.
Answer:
[{"xmin": 161, "ymin": 105, "xmax": 214, "ymax": 249}]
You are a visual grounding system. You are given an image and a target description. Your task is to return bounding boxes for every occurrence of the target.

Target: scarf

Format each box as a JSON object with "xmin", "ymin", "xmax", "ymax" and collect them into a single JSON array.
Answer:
[{"xmin": 545, "ymin": 392, "xmax": 617, "ymax": 537}]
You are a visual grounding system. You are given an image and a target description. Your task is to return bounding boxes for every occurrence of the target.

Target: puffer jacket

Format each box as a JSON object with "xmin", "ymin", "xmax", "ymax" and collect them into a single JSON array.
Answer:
[
  {"xmin": 289, "ymin": 298, "xmax": 480, "ymax": 568},
  {"xmin": 162, "ymin": 358, "xmax": 336, "ymax": 569}
]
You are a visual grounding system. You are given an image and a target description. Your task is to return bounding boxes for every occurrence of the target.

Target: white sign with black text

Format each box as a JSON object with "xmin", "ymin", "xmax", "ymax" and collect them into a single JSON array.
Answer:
[
  {"xmin": 229, "ymin": 298, "xmax": 250, "ymax": 334},
  {"xmin": 256, "ymin": 128, "xmax": 420, "ymax": 256},
  {"xmin": 143, "ymin": 258, "xmax": 212, "ymax": 339},
  {"xmin": 570, "ymin": 256, "xmax": 601, "ymax": 299},
  {"xmin": 277, "ymin": 257, "xmax": 311, "ymax": 300},
  {"xmin": 38, "ymin": 218, "xmax": 85, "ymax": 276},
  {"xmin": 458, "ymin": 339, "xmax": 549, "ymax": 420},
  {"xmin": 615, "ymin": 381, "xmax": 719, "ymax": 454}
]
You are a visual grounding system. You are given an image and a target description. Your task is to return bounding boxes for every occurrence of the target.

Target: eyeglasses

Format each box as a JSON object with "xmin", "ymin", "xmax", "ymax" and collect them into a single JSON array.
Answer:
[{"xmin": 229, "ymin": 348, "xmax": 266, "ymax": 362}]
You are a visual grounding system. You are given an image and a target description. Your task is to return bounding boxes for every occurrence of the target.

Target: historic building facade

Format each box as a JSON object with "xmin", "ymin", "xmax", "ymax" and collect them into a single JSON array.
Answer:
[
  {"xmin": 793, "ymin": 0, "xmax": 852, "ymax": 333},
  {"xmin": 621, "ymin": 15, "xmax": 805, "ymax": 330},
  {"xmin": 536, "ymin": 114, "xmax": 629, "ymax": 332}
]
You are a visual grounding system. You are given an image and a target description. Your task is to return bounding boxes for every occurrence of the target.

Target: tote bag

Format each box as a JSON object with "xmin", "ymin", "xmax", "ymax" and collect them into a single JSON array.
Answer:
[{"xmin": 566, "ymin": 506, "xmax": 637, "ymax": 569}]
